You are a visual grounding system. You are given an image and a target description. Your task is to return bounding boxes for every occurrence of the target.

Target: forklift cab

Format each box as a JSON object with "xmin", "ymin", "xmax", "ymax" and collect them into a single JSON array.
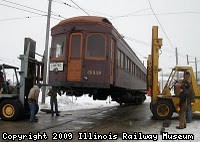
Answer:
[
  {"xmin": 162, "ymin": 66, "xmax": 194, "ymax": 97},
  {"xmin": 0, "ymin": 64, "xmax": 19, "ymax": 95}
]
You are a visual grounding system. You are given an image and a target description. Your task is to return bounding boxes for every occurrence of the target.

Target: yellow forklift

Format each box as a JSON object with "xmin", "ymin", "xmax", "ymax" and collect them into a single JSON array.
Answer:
[
  {"xmin": 0, "ymin": 38, "xmax": 43, "ymax": 121},
  {"xmin": 148, "ymin": 26, "xmax": 200, "ymax": 120}
]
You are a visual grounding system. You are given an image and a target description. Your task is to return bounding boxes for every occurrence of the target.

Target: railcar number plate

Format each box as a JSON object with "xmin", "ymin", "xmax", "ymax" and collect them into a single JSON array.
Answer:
[{"xmin": 49, "ymin": 62, "xmax": 63, "ymax": 71}]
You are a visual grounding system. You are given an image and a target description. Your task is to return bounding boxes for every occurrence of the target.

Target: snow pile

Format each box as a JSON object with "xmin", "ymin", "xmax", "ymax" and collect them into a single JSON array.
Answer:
[
  {"xmin": 39, "ymin": 94, "xmax": 151, "ymax": 112},
  {"xmin": 145, "ymin": 95, "xmax": 151, "ymax": 103},
  {"xmin": 39, "ymin": 94, "xmax": 118, "ymax": 111}
]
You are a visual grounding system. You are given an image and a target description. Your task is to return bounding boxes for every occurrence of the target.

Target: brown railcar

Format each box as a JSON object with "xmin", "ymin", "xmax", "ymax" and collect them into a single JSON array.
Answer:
[{"xmin": 49, "ymin": 16, "xmax": 146, "ymax": 104}]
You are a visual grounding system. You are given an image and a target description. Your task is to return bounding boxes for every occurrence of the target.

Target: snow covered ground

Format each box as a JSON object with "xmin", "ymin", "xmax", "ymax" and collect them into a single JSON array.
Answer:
[{"xmin": 39, "ymin": 94, "xmax": 200, "ymax": 141}]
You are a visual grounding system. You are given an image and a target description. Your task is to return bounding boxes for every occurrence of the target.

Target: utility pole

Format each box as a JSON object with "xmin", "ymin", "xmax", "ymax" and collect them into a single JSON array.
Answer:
[
  {"xmin": 42, "ymin": 0, "xmax": 52, "ymax": 104},
  {"xmin": 175, "ymin": 47, "xmax": 178, "ymax": 65},
  {"xmin": 186, "ymin": 54, "xmax": 189, "ymax": 65},
  {"xmin": 188, "ymin": 57, "xmax": 199, "ymax": 80},
  {"xmin": 175, "ymin": 47, "xmax": 179, "ymax": 79}
]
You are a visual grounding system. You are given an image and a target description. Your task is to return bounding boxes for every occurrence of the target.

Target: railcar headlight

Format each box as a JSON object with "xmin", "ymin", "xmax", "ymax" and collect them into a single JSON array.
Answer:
[{"xmin": 53, "ymin": 67, "xmax": 58, "ymax": 74}]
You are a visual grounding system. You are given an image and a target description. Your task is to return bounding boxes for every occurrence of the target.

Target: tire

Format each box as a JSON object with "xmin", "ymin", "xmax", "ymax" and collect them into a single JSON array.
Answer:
[
  {"xmin": 152, "ymin": 100, "xmax": 173, "ymax": 120},
  {"xmin": 0, "ymin": 99, "xmax": 22, "ymax": 121}
]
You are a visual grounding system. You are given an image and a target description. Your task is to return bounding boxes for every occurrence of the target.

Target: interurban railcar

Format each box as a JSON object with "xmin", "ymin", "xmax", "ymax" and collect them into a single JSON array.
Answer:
[{"xmin": 49, "ymin": 16, "xmax": 146, "ymax": 104}]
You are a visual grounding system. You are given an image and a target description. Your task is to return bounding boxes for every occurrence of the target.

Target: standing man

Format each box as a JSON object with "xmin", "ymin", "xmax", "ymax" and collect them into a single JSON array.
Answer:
[
  {"xmin": 28, "ymin": 84, "xmax": 41, "ymax": 122},
  {"xmin": 176, "ymin": 80, "xmax": 190, "ymax": 129},
  {"xmin": 48, "ymin": 86, "xmax": 60, "ymax": 116},
  {"xmin": 184, "ymin": 71, "xmax": 194, "ymax": 123}
]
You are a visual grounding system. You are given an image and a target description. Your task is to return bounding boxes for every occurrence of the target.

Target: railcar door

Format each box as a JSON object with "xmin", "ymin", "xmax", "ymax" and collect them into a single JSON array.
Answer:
[
  {"xmin": 110, "ymin": 38, "xmax": 115, "ymax": 84},
  {"xmin": 67, "ymin": 33, "xmax": 83, "ymax": 82}
]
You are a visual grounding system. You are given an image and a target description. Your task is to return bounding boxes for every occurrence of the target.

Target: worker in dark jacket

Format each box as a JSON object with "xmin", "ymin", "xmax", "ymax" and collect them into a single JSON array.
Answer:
[
  {"xmin": 48, "ymin": 87, "xmax": 61, "ymax": 116},
  {"xmin": 184, "ymin": 71, "xmax": 194, "ymax": 123},
  {"xmin": 176, "ymin": 80, "xmax": 190, "ymax": 129}
]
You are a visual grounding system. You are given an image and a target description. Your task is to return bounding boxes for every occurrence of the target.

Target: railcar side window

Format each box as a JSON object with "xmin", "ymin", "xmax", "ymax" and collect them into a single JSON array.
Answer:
[
  {"xmin": 86, "ymin": 34, "xmax": 106, "ymax": 59},
  {"xmin": 120, "ymin": 52, "xmax": 124, "ymax": 69},
  {"xmin": 130, "ymin": 61, "xmax": 133, "ymax": 74},
  {"xmin": 117, "ymin": 50, "xmax": 120, "ymax": 66},
  {"xmin": 51, "ymin": 35, "xmax": 65, "ymax": 58},
  {"xmin": 133, "ymin": 63, "xmax": 135, "ymax": 74}
]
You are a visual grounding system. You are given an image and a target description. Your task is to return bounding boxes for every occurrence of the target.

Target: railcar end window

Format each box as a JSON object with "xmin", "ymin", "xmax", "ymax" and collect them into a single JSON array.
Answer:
[
  {"xmin": 70, "ymin": 34, "xmax": 82, "ymax": 58},
  {"xmin": 86, "ymin": 34, "xmax": 106, "ymax": 59},
  {"xmin": 51, "ymin": 35, "xmax": 65, "ymax": 58}
]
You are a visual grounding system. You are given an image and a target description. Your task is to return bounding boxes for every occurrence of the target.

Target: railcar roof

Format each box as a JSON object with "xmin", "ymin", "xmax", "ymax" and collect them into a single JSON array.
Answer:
[
  {"xmin": 52, "ymin": 16, "xmax": 146, "ymax": 71},
  {"xmin": 54, "ymin": 16, "xmax": 112, "ymax": 28}
]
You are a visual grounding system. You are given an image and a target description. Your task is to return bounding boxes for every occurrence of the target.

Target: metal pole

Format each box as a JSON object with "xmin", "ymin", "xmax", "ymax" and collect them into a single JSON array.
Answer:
[
  {"xmin": 186, "ymin": 54, "xmax": 189, "ymax": 65},
  {"xmin": 175, "ymin": 47, "xmax": 179, "ymax": 79},
  {"xmin": 42, "ymin": 0, "xmax": 52, "ymax": 104},
  {"xmin": 175, "ymin": 47, "xmax": 178, "ymax": 65}
]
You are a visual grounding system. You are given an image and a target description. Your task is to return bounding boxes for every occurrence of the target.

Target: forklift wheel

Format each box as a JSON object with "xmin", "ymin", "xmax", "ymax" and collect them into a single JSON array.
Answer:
[
  {"xmin": 0, "ymin": 99, "xmax": 22, "ymax": 121},
  {"xmin": 152, "ymin": 100, "xmax": 173, "ymax": 120}
]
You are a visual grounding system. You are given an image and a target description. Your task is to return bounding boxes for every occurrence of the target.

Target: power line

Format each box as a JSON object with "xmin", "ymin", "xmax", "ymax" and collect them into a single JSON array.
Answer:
[
  {"xmin": 149, "ymin": 11, "xmax": 200, "ymax": 16},
  {"xmin": 0, "ymin": 3, "xmax": 46, "ymax": 16},
  {"xmin": 124, "ymin": 36, "xmax": 151, "ymax": 47},
  {"xmin": 148, "ymin": 0, "xmax": 175, "ymax": 49},
  {"xmin": 2, "ymin": 0, "xmax": 47, "ymax": 15},
  {"xmin": 0, "ymin": 0, "xmax": 63, "ymax": 20},
  {"xmin": 113, "ymin": 11, "xmax": 200, "ymax": 17},
  {"xmin": 51, "ymin": 11, "xmax": 65, "ymax": 19},
  {"xmin": 53, "ymin": 0, "xmax": 114, "ymax": 18},
  {"xmin": 70, "ymin": 0, "xmax": 90, "ymax": 16},
  {"xmin": 110, "ymin": 8, "xmax": 151, "ymax": 20},
  {"xmin": 53, "ymin": 0, "xmax": 90, "ymax": 16},
  {"xmin": 0, "ymin": 15, "xmax": 46, "ymax": 22}
]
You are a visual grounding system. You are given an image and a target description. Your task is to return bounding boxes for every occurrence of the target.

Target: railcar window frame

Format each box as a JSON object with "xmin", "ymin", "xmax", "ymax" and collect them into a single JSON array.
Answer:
[
  {"xmin": 85, "ymin": 33, "xmax": 106, "ymax": 60},
  {"xmin": 69, "ymin": 33, "xmax": 83, "ymax": 59},
  {"xmin": 50, "ymin": 34, "xmax": 66, "ymax": 59}
]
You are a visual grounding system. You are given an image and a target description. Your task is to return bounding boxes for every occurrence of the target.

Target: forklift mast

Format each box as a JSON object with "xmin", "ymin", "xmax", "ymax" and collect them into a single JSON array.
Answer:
[
  {"xmin": 148, "ymin": 26, "xmax": 163, "ymax": 103},
  {"xmin": 19, "ymin": 38, "xmax": 43, "ymax": 107}
]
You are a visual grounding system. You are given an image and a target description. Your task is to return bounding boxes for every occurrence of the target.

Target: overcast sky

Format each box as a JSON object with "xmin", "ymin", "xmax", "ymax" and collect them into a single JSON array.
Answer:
[{"xmin": 0, "ymin": 0, "xmax": 200, "ymax": 75}]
